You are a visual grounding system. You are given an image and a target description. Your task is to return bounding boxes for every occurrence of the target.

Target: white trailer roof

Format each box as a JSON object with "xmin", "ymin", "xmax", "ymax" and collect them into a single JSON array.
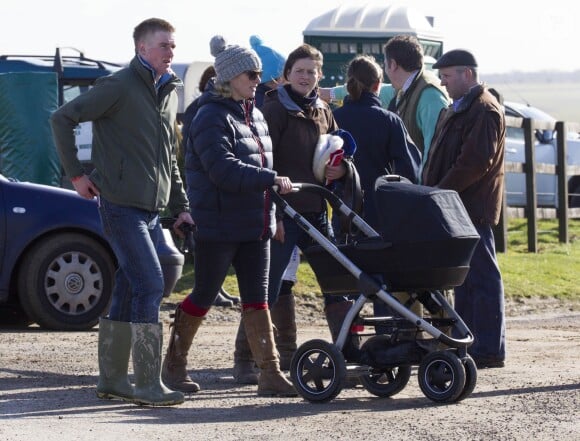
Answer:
[{"xmin": 303, "ymin": 4, "xmax": 443, "ymax": 40}]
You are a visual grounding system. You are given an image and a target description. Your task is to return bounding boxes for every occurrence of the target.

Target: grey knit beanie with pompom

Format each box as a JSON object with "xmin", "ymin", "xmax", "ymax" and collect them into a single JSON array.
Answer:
[{"xmin": 210, "ymin": 35, "xmax": 262, "ymax": 83}]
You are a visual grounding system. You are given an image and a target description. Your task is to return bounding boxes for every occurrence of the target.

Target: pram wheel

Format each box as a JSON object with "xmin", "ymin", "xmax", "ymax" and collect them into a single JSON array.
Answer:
[
  {"xmin": 418, "ymin": 350, "xmax": 466, "ymax": 403},
  {"xmin": 455, "ymin": 355, "xmax": 477, "ymax": 402},
  {"xmin": 290, "ymin": 339, "xmax": 346, "ymax": 403},
  {"xmin": 360, "ymin": 365, "xmax": 412, "ymax": 397}
]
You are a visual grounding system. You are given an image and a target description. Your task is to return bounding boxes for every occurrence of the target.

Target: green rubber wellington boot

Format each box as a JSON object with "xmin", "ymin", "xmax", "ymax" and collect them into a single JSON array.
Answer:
[
  {"xmin": 96, "ymin": 318, "xmax": 134, "ymax": 401},
  {"xmin": 131, "ymin": 322, "xmax": 184, "ymax": 406}
]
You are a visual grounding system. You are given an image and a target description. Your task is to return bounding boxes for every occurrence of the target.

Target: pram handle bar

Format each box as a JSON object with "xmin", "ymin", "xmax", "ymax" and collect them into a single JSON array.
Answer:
[{"xmin": 271, "ymin": 183, "xmax": 379, "ymax": 239}]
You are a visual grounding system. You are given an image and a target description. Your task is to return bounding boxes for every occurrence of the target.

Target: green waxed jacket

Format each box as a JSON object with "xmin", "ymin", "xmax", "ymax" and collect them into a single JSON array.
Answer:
[{"xmin": 50, "ymin": 56, "xmax": 189, "ymax": 215}]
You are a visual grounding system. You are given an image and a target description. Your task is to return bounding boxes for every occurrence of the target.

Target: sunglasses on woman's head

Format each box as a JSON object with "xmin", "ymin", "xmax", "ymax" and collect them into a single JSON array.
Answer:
[{"xmin": 245, "ymin": 70, "xmax": 262, "ymax": 81}]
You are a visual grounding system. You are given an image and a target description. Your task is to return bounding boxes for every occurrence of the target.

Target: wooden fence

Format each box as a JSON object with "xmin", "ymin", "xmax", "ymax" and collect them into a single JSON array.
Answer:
[{"xmin": 494, "ymin": 117, "xmax": 580, "ymax": 252}]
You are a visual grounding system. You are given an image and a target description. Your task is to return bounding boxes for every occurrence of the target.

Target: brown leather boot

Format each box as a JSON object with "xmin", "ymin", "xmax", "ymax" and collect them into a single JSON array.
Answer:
[
  {"xmin": 233, "ymin": 317, "xmax": 259, "ymax": 384},
  {"xmin": 270, "ymin": 283, "xmax": 297, "ymax": 371},
  {"xmin": 243, "ymin": 308, "xmax": 297, "ymax": 397},
  {"xmin": 161, "ymin": 305, "xmax": 203, "ymax": 393}
]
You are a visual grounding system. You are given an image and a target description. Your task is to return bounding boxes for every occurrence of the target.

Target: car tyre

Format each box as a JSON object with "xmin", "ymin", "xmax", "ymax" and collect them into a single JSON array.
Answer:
[{"xmin": 17, "ymin": 233, "xmax": 115, "ymax": 331}]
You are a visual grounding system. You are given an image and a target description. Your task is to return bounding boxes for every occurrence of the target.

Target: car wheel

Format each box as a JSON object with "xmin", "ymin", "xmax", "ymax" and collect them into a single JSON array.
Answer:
[
  {"xmin": 17, "ymin": 233, "xmax": 115, "ymax": 331},
  {"xmin": 0, "ymin": 303, "xmax": 34, "ymax": 328}
]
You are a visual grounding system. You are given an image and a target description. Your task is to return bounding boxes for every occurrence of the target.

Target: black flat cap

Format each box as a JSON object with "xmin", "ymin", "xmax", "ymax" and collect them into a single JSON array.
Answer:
[{"xmin": 433, "ymin": 49, "xmax": 478, "ymax": 69}]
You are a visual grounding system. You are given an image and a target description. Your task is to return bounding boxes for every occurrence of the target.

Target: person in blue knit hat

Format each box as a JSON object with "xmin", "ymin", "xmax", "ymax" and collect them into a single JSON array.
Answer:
[{"xmin": 250, "ymin": 35, "xmax": 286, "ymax": 108}]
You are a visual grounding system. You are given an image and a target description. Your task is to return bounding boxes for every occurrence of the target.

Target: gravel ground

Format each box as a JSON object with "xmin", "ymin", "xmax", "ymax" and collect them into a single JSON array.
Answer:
[{"xmin": 0, "ymin": 296, "xmax": 579, "ymax": 441}]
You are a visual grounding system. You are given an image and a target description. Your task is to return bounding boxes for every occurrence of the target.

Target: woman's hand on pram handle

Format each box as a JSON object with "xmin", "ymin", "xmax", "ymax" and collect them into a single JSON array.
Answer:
[{"xmin": 273, "ymin": 176, "xmax": 293, "ymax": 194}]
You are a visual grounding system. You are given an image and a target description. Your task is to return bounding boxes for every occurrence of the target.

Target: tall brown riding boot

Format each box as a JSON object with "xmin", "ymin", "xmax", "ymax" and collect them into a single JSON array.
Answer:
[
  {"xmin": 161, "ymin": 305, "xmax": 203, "ymax": 393},
  {"xmin": 270, "ymin": 281, "xmax": 297, "ymax": 371},
  {"xmin": 233, "ymin": 317, "xmax": 259, "ymax": 384},
  {"xmin": 243, "ymin": 308, "xmax": 297, "ymax": 397}
]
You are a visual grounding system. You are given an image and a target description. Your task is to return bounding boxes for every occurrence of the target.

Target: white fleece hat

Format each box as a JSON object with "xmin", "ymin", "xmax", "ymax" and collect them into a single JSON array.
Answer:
[{"xmin": 312, "ymin": 134, "xmax": 344, "ymax": 183}]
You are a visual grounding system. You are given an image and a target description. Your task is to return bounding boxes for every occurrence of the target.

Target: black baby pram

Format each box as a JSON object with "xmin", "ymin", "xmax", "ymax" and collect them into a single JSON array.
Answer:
[{"xmin": 271, "ymin": 175, "xmax": 480, "ymax": 404}]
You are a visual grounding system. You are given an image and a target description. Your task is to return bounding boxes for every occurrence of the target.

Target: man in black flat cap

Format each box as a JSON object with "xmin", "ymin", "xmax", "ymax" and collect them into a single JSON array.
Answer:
[{"xmin": 422, "ymin": 49, "xmax": 506, "ymax": 369}]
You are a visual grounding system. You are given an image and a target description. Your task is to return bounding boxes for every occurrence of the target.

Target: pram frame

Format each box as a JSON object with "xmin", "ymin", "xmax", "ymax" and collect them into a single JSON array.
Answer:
[
  {"xmin": 272, "ymin": 178, "xmax": 476, "ymax": 403},
  {"xmin": 273, "ymin": 181, "xmax": 474, "ymax": 349}
]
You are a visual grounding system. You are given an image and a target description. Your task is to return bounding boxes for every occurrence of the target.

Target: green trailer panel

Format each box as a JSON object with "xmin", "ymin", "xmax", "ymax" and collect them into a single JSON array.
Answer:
[{"xmin": 0, "ymin": 72, "xmax": 61, "ymax": 186}]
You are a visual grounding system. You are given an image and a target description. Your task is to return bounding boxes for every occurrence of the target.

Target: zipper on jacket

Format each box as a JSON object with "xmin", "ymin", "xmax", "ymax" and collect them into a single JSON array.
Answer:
[{"xmin": 244, "ymin": 100, "xmax": 270, "ymax": 239}]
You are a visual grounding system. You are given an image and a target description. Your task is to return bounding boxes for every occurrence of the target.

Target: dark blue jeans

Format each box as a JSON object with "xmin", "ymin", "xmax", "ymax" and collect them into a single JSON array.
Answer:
[
  {"xmin": 269, "ymin": 212, "xmax": 347, "ymax": 307},
  {"xmin": 454, "ymin": 225, "xmax": 506, "ymax": 361},
  {"xmin": 186, "ymin": 238, "xmax": 270, "ymax": 309},
  {"xmin": 98, "ymin": 197, "xmax": 164, "ymax": 324}
]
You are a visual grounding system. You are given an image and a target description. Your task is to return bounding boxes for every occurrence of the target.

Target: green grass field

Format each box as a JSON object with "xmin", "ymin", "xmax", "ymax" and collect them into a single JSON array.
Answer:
[
  {"xmin": 172, "ymin": 218, "xmax": 580, "ymax": 303},
  {"xmin": 496, "ymin": 218, "xmax": 580, "ymax": 299}
]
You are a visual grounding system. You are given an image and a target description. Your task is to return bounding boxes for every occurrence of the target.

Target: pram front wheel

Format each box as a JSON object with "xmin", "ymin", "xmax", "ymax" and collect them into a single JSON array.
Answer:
[
  {"xmin": 290, "ymin": 339, "xmax": 346, "ymax": 403},
  {"xmin": 360, "ymin": 365, "xmax": 412, "ymax": 398},
  {"xmin": 456, "ymin": 355, "xmax": 478, "ymax": 402},
  {"xmin": 418, "ymin": 350, "xmax": 466, "ymax": 403}
]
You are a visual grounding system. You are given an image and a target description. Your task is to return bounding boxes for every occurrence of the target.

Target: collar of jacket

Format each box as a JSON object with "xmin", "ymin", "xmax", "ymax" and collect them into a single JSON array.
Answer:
[
  {"xmin": 131, "ymin": 56, "xmax": 183, "ymax": 91},
  {"xmin": 453, "ymin": 83, "xmax": 484, "ymax": 113},
  {"xmin": 394, "ymin": 68, "xmax": 423, "ymax": 109},
  {"xmin": 275, "ymin": 84, "xmax": 327, "ymax": 114},
  {"xmin": 343, "ymin": 91, "xmax": 381, "ymax": 107}
]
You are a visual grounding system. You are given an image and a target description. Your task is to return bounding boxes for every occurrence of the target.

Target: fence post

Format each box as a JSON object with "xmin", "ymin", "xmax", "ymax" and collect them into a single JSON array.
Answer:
[
  {"xmin": 523, "ymin": 118, "xmax": 537, "ymax": 252},
  {"xmin": 494, "ymin": 189, "xmax": 508, "ymax": 253},
  {"xmin": 555, "ymin": 121, "xmax": 568, "ymax": 244}
]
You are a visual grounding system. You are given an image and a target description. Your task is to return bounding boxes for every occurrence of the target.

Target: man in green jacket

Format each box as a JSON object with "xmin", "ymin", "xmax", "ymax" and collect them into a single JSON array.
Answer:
[{"xmin": 50, "ymin": 17, "xmax": 193, "ymax": 407}]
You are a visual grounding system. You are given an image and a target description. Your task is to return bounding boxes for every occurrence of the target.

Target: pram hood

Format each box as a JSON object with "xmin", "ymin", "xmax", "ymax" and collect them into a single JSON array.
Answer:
[
  {"xmin": 373, "ymin": 176, "xmax": 479, "ymax": 243},
  {"xmin": 300, "ymin": 176, "xmax": 480, "ymax": 291}
]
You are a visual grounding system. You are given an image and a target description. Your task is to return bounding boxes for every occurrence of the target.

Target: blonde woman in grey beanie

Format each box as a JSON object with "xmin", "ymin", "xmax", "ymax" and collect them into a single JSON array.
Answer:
[{"xmin": 161, "ymin": 35, "xmax": 297, "ymax": 398}]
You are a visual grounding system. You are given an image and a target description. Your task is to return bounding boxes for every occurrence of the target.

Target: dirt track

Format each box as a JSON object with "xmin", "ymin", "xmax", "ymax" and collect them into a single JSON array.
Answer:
[{"xmin": 1, "ymin": 297, "xmax": 579, "ymax": 441}]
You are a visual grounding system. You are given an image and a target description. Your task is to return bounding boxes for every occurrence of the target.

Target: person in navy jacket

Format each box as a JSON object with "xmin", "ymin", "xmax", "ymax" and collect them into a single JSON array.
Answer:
[{"xmin": 161, "ymin": 35, "xmax": 297, "ymax": 398}]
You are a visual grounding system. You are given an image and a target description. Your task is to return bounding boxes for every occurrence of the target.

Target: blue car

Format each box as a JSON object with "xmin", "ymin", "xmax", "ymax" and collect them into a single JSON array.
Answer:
[
  {"xmin": 0, "ymin": 49, "xmax": 185, "ymax": 330},
  {"xmin": 0, "ymin": 174, "xmax": 184, "ymax": 330}
]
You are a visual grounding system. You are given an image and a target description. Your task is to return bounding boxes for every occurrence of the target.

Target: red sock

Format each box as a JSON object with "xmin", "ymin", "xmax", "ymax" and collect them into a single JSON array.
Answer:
[
  {"xmin": 180, "ymin": 296, "xmax": 209, "ymax": 317},
  {"xmin": 242, "ymin": 302, "xmax": 268, "ymax": 312}
]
